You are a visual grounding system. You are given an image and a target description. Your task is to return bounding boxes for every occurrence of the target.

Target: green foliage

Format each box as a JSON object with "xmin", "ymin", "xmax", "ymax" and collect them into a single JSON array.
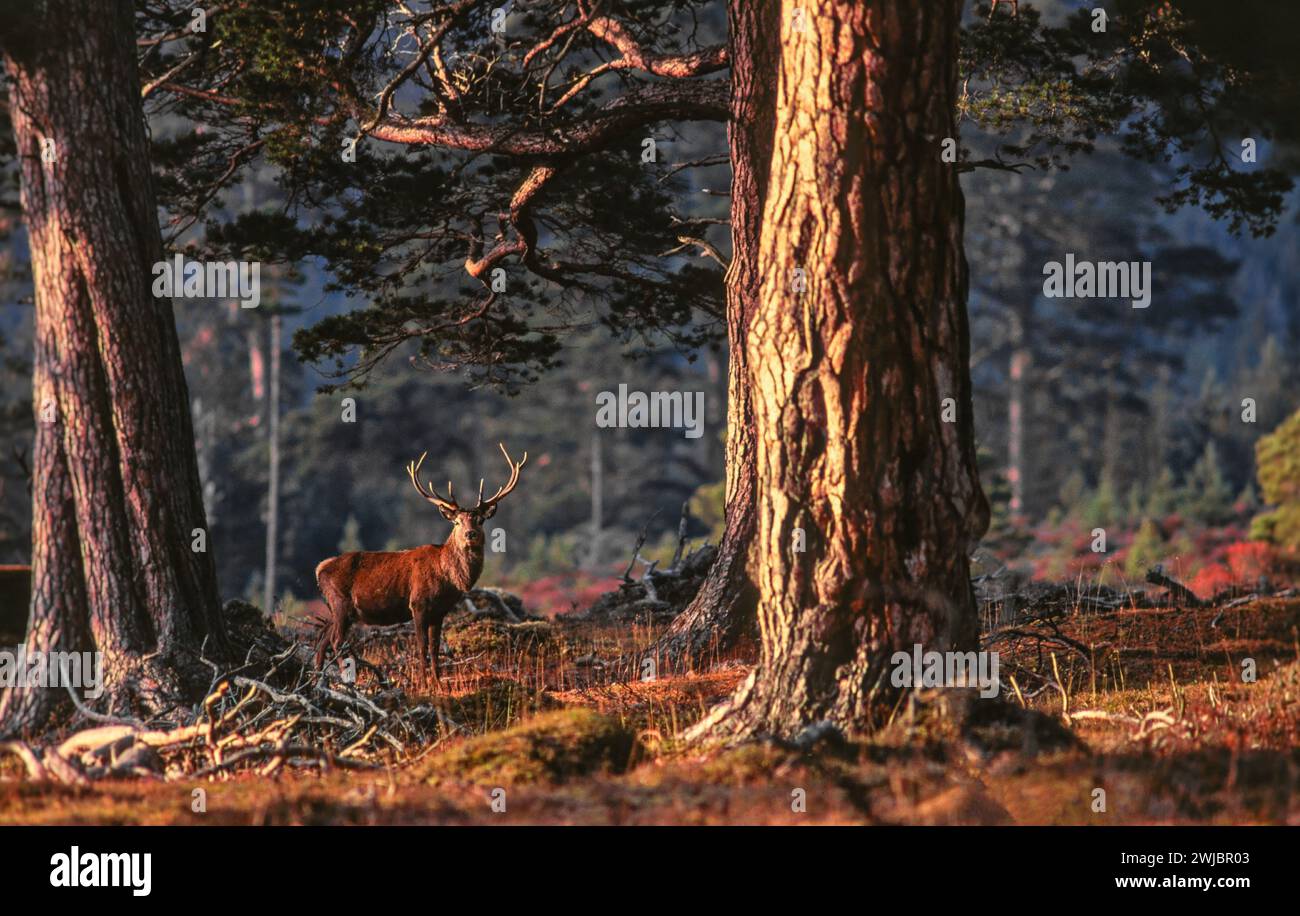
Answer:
[
  {"xmin": 511, "ymin": 532, "xmax": 586, "ymax": 583},
  {"xmin": 139, "ymin": 0, "xmax": 1300, "ymax": 398},
  {"xmin": 1252, "ymin": 409, "xmax": 1300, "ymax": 550},
  {"xmin": 1082, "ymin": 475, "xmax": 1118, "ymax": 529},
  {"xmin": 1125, "ymin": 519, "xmax": 1164, "ymax": 577},
  {"xmin": 961, "ymin": 4, "xmax": 1127, "ymax": 170},
  {"xmin": 140, "ymin": 0, "xmax": 729, "ymax": 392},
  {"xmin": 963, "ymin": 1, "xmax": 1298, "ymax": 236},
  {"xmin": 1181, "ymin": 442, "xmax": 1235, "ymax": 525},
  {"xmin": 1058, "ymin": 470, "xmax": 1086, "ymax": 515},
  {"xmin": 1145, "ymin": 467, "xmax": 1178, "ymax": 519},
  {"xmin": 1237, "ymin": 481, "xmax": 1258, "ymax": 513},
  {"xmin": 688, "ymin": 477, "xmax": 727, "ymax": 545},
  {"xmin": 337, "ymin": 514, "xmax": 363, "ymax": 553},
  {"xmin": 1124, "ymin": 484, "xmax": 1145, "ymax": 526}
]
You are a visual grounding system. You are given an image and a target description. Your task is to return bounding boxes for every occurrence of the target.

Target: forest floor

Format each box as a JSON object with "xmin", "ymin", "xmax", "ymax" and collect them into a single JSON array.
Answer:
[{"xmin": 2, "ymin": 592, "xmax": 1299, "ymax": 825}]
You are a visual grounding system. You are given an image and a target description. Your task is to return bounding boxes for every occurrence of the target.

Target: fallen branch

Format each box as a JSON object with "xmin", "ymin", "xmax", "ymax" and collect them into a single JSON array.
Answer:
[
  {"xmin": 464, "ymin": 587, "xmax": 525, "ymax": 623},
  {"xmin": 0, "ymin": 741, "xmax": 51, "ymax": 781},
  {"xmin": 1145, "ymin": 566, "xmax": 1204, "ymax": 608},
  {"xmin": 191, "ymin": 743, "xmax": 381, "ymax": 779},
  {"xmin": 621, "ymin": 511, "xmax": 660, "ymax": 584},
  {"xmin": 984, "ymin": 626, "xmax": 1091, "ymax": 662},
  {"xmin": 40, "ymin": 747, "xmax": 88, "ymax": 785},
  {"xmin": 1067, "ymin": 710, "xmax": 1140, "ymax": 725}
]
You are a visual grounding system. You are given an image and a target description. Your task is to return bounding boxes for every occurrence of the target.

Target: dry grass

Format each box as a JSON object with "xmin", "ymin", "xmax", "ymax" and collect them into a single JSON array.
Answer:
[{"xmin": 3, "ymin": 597, "xmax": 1299, "ymax": 825}]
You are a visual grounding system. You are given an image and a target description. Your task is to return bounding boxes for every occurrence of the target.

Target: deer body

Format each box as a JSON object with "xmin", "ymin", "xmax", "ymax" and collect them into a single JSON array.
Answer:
[{"xmin": 314, "ymin": 444, "xmax": 525, "ymax": 685}]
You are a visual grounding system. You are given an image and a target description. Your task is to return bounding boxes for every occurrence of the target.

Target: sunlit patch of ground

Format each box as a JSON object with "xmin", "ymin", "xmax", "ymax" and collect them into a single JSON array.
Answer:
[{"xmin": 3, "ymin": 598, "xmax": 1298, "ymax": 825}]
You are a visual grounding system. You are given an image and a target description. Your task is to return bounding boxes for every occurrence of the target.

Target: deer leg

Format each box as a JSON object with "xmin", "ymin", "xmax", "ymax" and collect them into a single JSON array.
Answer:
[
  {"xmin": 316, "ymin": 580, "xmax": 351, "ymax": 669},
  {"xmin": 315, "ymin": 614, "xmax": 347, "ymax": 669},
  {"xmin": 333, "ymin": 614, "xmax": 354, "ymax": 663},
  {"xmin": 313, "ymin": 612, "xmax": 328, "ymax": 667},
  {"xmin": 411, "ymin": 608, "xmax": 429, "ymax": 686},
  {"xmin": 429, "ymin": 615, "xmax": 445, "ymax": 685},
  {"xmin": 316, "ymin": 612, "xmax": 340, "ymax": 668}
]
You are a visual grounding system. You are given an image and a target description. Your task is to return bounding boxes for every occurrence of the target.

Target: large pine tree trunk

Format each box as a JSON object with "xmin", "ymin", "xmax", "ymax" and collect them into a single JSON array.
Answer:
[
  {"xmin": 0, "ymin": 0, "xmax": 228, "ymax": 734},
  {"xmin": 654, "ymin": 0, "xmax": 780, "ymax": 665},
  {"xmin": 692, "ymin": 0, "xmax": 988, "ymax": 740}
]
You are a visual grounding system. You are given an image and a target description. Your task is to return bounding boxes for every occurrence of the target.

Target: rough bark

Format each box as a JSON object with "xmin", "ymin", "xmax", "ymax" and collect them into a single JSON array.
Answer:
[
  {"xmin": 652, "ymin": 0, "xmax": 780, "ymax": 666},
  {"xmin": 692, "ymin": 0, "xmax": 989, "ymax": 741},
  {"xmin": 0, "ymin": 0, "xmax": 228, "ymax": 735}
]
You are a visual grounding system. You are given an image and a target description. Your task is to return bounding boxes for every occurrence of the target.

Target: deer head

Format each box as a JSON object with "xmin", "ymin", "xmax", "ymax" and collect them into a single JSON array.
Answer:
[{"xmin": 405, "ymin": 443, "xmax": 528, "ymax": 549}]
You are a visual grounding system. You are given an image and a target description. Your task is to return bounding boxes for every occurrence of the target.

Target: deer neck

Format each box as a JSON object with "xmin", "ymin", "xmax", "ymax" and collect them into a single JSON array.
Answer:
[{"xmin": 441, "ymin": 528, "xmax": 484, "ymax": 593}]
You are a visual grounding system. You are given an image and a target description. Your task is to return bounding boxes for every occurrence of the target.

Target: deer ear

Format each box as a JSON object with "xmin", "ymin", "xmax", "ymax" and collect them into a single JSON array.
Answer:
[
  {"xmin": 481, "ymin": 505, "xmax": 498, "ymax": 520},
  {"xmin": 436, "ymin": 504, "xmax": 458, "ymax": 521}
]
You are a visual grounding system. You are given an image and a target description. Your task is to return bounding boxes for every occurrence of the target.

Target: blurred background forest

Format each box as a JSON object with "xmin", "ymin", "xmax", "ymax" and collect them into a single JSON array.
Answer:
[{"xmin": 1, "ymin": 0, "xmax": 1298, "ymax": 618}]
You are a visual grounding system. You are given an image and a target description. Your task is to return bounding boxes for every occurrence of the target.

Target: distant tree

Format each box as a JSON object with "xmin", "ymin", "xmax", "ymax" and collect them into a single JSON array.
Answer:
[
  {"xmin": 1251, "ymin": 410, "xmax": 1300, "ymax": 551},
  {"xmin": 1125, "ymin": 519, "xmax": 1164, "ymax": 577},
  {"xmin": 1083, "ymin": 475, "xmax": 1120, "ymax": 531},
  {"xmin": 1149, "ymin": 467, "xmax": 1180, "ymax": 517},
  {"xmin": 965, "ymin": 158, "xmax": 1243, "ymax": 521},
  {"xmin": 961, "ymin": 0, "xmax": 1300, "ymax": 526},
  {"xmin": 338, "ymin": 514, "xmax": 364, "ymax": 554},
  {"xmin": 0, "ymin": 215, "xmax": 32, "ymax": 561},
  {"xmin": 0, "ymin": 331, "xmax": 32, "ymax": 562},
  {"xmin": 1181, "ymin": 442, "xmax": 1235, "ymax": 525}
]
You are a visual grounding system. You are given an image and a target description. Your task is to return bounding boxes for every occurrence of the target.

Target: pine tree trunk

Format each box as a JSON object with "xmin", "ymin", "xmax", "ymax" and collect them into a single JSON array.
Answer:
[
  {"xmin": 263, "ymin": 313, "xmax": 281, "ymax": 618},
  {"xmin": 653, "ymin": 0, "xmax": 779, "ymax": 665},
  {"xmin": 1007, "ymin": 313, "xmax": 1028, "ymax": 519},
  {"xmin": 0, "ymin": 0, "xmax": 228, "ymax": 734},
  {"xmin": 587, "ymin": 431, "xmax": 603, "ymax": 571},
  {"xmin": 692, "ymin": 0, "xmax": 988, "ymax": 741}
]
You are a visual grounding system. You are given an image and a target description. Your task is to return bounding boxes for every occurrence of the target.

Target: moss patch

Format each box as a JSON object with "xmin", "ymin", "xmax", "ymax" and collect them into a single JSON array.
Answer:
[
  {"xmin": 445, "ymin": 618, "xmax": 556, "ymax": 657},
  {"xmin": 422, "ymin": 708, "xmax": 636, "ymax": 786}
]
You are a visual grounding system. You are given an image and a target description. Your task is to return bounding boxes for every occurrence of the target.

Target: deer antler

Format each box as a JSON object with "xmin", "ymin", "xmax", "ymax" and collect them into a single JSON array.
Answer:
[
  {"xmin": 476, "ymin": 443, "xmax": 528, "ymax": 516},
  {"xmin": 406, "ymin": 452, "xmax": 460, "ymax": 513}
]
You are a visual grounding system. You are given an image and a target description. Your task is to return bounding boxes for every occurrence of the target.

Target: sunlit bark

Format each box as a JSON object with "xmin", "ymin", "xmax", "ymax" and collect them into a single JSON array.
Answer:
[
  {"xmin": 654, "ymin": 0, "xmax": 780, "ymax": 664},
  {"xmin": 693, "ymin": 0, "xmax": 988, "ymax": 740}
]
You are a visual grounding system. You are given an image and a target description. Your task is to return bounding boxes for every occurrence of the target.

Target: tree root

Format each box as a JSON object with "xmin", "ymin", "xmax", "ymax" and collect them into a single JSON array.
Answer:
[{"xmin": 0, "ymin": 649, "xmax": 457, "ymax": 785}]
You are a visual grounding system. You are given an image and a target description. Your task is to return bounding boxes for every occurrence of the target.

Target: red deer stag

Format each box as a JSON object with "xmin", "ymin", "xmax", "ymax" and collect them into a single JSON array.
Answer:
[{"xmin": 314, "ymin": 443, "xmax": 527, "ymax": 685}]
